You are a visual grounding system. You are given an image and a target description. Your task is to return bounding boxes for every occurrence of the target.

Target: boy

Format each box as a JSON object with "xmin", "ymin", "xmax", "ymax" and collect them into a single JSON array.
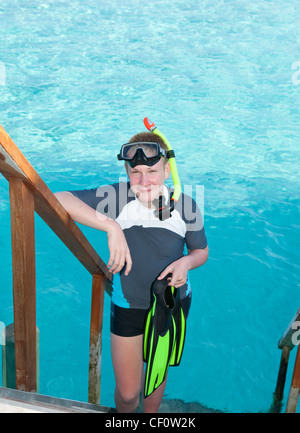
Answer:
[{"xmin": 55, "ymin": 131, "xmax": 208, "ymax": 413}]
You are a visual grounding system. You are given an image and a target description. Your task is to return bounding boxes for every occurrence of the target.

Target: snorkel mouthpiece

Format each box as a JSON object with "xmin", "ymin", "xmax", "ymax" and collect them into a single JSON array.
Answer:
[{"xmin": 143, "ymin": 117, "xmax": 182, "ymax": 220}]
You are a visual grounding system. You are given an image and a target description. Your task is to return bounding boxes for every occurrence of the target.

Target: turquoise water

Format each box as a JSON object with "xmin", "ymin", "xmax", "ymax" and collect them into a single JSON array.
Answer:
[{"xmin": 0, "ymin": 0, "xmax": 299, "ymax": 413}]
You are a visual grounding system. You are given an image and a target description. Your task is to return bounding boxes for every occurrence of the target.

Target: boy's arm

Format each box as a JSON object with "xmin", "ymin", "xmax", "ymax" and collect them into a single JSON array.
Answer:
[
  {"xmin": 55, "ymin": 191, "xmax": 132, "ymax": 275},
  {"xmin": 157, "ymin": 246, "xmax": 208, "ymax": 288}
]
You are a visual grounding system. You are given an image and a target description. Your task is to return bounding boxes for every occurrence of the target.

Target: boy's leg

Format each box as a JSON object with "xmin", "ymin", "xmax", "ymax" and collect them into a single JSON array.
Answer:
[
  {"xmin": 143, "ymin": 377, "xmax": 167, "ymax": 413},
  {"xmin": 111, "ymin": 333, "xmax": 144, "ymax": 413}
]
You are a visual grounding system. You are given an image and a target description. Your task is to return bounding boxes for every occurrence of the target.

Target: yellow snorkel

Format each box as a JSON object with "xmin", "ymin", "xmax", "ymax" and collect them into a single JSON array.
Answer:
[{"xmin": 144, "ymin": 117, "xmax": 182, "ymax": 220}]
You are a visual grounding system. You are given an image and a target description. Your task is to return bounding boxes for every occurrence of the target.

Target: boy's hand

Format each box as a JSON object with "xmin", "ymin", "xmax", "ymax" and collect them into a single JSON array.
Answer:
[
  {"xmin": 106, "ymin": 221, "xmax": 132, "ymax": 276},
  {"xmin": 157, "ymin": 257, "xmax": 189, "ymax": 288},
  {"xmin": 157, "ymin": 247, "xmax": 209, "ymax": 287}
]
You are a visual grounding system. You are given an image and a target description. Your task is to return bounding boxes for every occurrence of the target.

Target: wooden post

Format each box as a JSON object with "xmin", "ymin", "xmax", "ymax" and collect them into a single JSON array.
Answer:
[
  {"xmin": 275, "ymin": 346, "xmax": 291, "ymax": 401},
  {"xmin": 2, "ymin": 324, "xmax": 40, "ymax": 392},
  {"xmin": 88, "ymin": 274, "xmax": 106, "ymax": 405},
  {"xmin": 9, "ymin": 178, "xmax": 37, "ymax": 392},
  {"xmin": 286, "ymin": 344, "xmax": 300, "ymax": 413},
  {"xmin": 270, "ymin": 346, "xmax": 291, "ymax": 412}
]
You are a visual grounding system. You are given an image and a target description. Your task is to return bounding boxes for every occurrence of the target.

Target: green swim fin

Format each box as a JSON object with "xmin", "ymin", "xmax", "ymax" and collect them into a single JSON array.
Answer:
[
  {"xmin": 169, "ymin": 287, "xmax": 186, "ymax": 366},
  {"xmin": 143, "ymin": 274, "xmax": 186, "ymax": 398}
]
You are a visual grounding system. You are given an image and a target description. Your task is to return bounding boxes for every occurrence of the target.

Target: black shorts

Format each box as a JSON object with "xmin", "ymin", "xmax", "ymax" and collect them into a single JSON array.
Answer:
[{"xmin": 110, "ymin": 294, "xmax": 192, "ymax": 337}]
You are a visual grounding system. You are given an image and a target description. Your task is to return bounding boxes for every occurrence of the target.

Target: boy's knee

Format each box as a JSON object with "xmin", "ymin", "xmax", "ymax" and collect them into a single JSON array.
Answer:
[{"xmin": 115, "ymin": 387, "xmax": 140, "ymax": 409}]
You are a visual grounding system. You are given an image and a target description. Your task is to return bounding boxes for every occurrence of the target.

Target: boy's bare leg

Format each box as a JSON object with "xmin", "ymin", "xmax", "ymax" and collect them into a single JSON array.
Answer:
[
  {"xmin": 143, "ymin": 377, "xmax": 167, "ymax": 413},
  {"xmin": 111, "ymin": 333, "xmax": 144, "ymax": 413}
]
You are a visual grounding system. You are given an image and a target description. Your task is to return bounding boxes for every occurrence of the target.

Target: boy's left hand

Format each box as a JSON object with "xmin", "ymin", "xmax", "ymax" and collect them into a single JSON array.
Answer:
[
  {"xmin": 157, "ymin": 257, "xmax": 189, "ymax": 288},
  {"xmin": 157, "ymin": 247, "xmax": 209, "ymax": 288}
]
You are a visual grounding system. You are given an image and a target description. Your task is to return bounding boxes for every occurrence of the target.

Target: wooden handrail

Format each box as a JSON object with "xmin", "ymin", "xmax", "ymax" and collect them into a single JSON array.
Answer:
[
  {"xmin": 0, "ymin": 124, "xmax": 112, "ymax": 289},
  {"xmin": 0, "ymin": 124, "xmax": 112, "ymax": 402}
]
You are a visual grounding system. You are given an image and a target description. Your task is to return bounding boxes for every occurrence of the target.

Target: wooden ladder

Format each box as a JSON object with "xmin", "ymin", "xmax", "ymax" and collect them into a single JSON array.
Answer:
[
  {"xmin": 273, "ymin": 307, "xmax": 300, "ymax": 413},
  {"xmin": 0, "ymin": 124, "xmax": 113, "ymax": 405}
]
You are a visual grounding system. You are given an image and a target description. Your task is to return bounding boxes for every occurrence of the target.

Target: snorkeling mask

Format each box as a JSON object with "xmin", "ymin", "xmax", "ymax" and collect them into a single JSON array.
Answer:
[{"xmin": 117, "ymin": 141, "xmax": 166, "ymax": 168}]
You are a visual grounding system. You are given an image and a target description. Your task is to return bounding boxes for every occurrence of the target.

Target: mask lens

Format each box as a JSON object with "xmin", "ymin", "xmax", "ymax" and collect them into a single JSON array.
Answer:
[{"xmin": 120, "ymin": 142, "xmax": 163, "ymax": 160}]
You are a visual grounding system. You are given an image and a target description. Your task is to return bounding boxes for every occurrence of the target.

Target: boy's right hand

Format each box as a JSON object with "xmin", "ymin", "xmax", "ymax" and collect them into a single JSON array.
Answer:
[
  {"xmin": 106, "ymin": 221, "xmax": 132, "ymax": 276},
  {"xmin": 54, "ymin": 192, "xmax": 132, "ymax": 275}
]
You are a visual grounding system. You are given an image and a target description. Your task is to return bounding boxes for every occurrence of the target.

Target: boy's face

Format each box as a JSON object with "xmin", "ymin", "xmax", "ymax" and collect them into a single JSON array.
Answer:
[{"xmin": 125, "ymin": 158, "xmax": 171, "ymax": 207}]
